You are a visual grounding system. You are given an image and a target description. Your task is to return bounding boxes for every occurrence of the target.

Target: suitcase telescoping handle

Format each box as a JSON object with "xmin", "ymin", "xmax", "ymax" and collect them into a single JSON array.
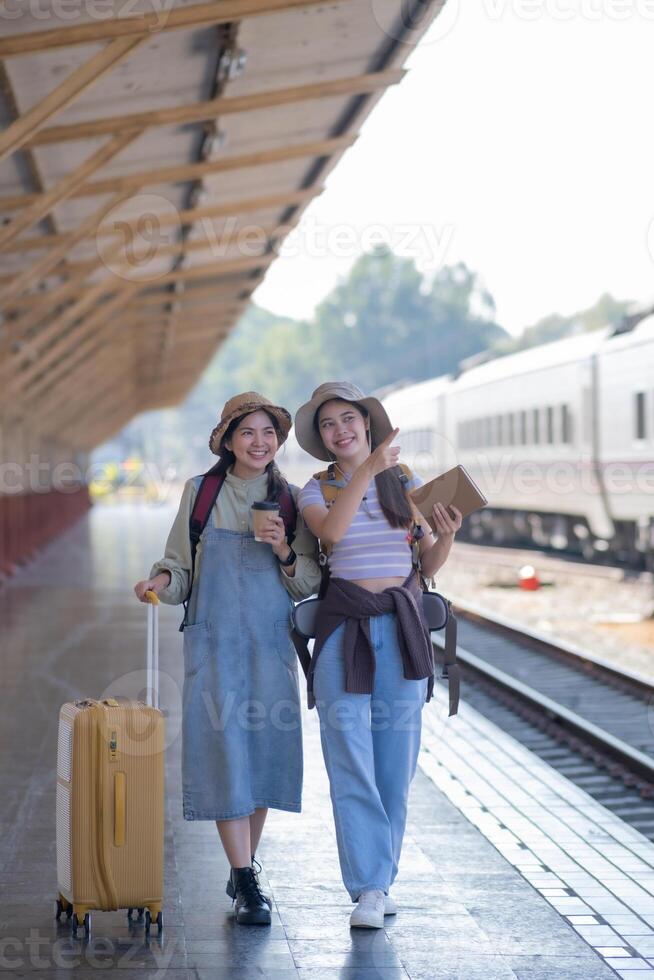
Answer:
[{"xmin": 144, "ymin": 590, "xmax": 160, "ymax": 709}]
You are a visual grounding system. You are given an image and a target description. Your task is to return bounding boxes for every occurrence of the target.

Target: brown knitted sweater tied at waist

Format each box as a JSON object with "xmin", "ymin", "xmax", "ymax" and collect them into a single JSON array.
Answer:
[{"xmin": 307, "ymin": 572, "xmax": 435, "ymax": 710}]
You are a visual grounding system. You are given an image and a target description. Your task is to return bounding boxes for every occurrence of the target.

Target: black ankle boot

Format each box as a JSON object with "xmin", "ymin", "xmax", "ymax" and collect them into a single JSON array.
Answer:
[
  {"xmin": 227, "ymin": 866, "xmax": 271, "ymax": 925},
  {"xmin": 226, "ymin": 856, "xmax": 272, "ymax": 909}
]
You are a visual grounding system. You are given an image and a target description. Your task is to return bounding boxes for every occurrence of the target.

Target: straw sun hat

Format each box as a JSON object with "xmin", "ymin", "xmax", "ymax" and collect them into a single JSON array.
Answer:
[
  {"xmin": 209, "ymin": 392, "xmax": 292, "ymax": 456},
  {"xmin": 294, "ymin": 381, "xmax": 393, "ymax": 462}
]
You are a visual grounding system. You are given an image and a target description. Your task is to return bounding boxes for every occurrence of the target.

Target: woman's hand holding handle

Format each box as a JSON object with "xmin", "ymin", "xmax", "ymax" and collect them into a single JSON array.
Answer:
[{"xmin": 134, "ymin": 571, "xmax": 171, "ymax": 602}]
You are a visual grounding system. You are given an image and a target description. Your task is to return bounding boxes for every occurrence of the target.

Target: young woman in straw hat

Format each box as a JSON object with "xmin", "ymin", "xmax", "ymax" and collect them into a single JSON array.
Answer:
[
  {"xmin": 134, "ymin": 393, "xmax": 320, "ymax": 926},
  {"xmin": 295, "ymin": 382, "xmax": 462, "ymax": 929}
]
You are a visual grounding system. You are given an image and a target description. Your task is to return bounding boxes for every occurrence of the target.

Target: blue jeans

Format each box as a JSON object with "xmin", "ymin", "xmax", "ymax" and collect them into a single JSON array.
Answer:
[{"xmin": 313, "ymin": 612, "xmax": 428, "ymax": 901}]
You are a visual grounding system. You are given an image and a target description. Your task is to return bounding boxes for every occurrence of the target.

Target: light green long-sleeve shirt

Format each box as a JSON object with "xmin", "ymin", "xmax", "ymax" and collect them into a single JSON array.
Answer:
[{"xmin": 149, "ymin": 467, "xmax": 321, "ymax": 604}]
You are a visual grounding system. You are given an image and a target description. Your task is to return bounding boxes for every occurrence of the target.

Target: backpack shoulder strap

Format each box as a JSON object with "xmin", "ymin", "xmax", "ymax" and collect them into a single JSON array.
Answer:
[
  {"xmin": 180, "ymin": 465, "xmax": 225, "ymax": 631},
  {"xmin": 310, "ymin": 465, "xmax": 343, "ymax": 578},
  {"xmin": 189, "ymin": 465, "xmax": 224, "ymax": 543},
  {"xmin": 278, "ymin": 487, "xmax": 297, "ymax": 543}
]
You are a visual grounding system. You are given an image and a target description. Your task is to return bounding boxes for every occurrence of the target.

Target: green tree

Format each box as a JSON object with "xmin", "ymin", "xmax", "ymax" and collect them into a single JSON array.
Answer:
[
  {"xmin": 312, "ymin": 246, "xmax": 505, "ymax": 389},
  {"xmin": 491, "ymin": 291, "xmax": 633, "ymax": 356}
]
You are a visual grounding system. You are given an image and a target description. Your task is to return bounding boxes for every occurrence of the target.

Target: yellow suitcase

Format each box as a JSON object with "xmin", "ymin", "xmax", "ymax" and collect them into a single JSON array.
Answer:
[{"xmin": 55, "ymin": 592, "xmax": 164, "ymax": 938}]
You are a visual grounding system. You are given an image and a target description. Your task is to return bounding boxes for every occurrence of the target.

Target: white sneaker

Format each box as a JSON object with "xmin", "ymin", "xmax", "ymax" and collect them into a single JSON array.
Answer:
[
  {"xmin": 350, "ymin": 890, "xmax": 385, "ymax": 929},
  {"xmin": 384, "ymin": 893, "xmax": 397, "ymax": 915}
]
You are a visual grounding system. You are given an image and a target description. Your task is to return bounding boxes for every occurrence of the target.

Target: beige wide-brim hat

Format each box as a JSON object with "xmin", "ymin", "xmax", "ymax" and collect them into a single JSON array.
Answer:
[
  {"xmin": 294, "ymin": 381, "xmax": 393, "ymax": 462},
  {"xmin": 209, "ymin": 391, "xmax": 292, "ymax": 455}
]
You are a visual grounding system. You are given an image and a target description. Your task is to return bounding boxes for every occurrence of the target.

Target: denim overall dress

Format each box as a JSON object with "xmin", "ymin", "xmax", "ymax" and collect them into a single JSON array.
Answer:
[{"xmin": 180, "ymin": 512, "xmax": 303, "ymax": 821}]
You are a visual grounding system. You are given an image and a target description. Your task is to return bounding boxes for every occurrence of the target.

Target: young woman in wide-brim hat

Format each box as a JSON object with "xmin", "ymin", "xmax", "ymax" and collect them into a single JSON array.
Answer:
[
  {"xmin": 296, "ymin": 381, "xmax": 462, "ymax": 929},
  {"xmin": 135, "ymin": 392, "xmax": 320, "ymax": 926}
]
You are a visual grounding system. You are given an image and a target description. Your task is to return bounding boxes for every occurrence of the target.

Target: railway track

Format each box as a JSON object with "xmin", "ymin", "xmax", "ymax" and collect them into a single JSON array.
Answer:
[
  {"xmin": 450, "ymin": 540, "xmax": 654, "ymax": 584},
  {"xmin": 432, "ymin": 599, "xmax": 654, "ymax": 838}
]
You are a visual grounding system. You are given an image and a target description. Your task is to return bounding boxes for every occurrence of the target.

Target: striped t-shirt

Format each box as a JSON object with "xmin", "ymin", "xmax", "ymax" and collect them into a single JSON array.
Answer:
[{"xmin": 297, "ymin": 470, "xmax": 423, "ymax": 580}]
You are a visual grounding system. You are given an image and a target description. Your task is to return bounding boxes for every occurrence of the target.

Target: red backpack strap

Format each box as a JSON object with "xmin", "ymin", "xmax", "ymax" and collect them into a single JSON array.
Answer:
[
  {"xmin": 180, "ymin": 465, "xmax": 225, "ymax": 631},
  {"xmin": 190, "ymin": 466, "xmax": 225, "ymax": 543},
  {"xmin": 278, "ymin": 487, "xmax": 297, "ymax": 544}
]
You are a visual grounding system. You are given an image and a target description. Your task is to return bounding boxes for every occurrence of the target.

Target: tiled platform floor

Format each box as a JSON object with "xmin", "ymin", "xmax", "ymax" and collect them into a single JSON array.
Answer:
[{"xmin": 0, "ymin": 505, "xmax": 633, "ymax": 978}]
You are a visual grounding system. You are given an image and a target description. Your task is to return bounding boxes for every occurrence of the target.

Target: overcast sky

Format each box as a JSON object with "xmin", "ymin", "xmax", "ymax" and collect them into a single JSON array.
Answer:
[{"xmin": 252, "ymin": 0, "xmax": 654, "ymax": 337}]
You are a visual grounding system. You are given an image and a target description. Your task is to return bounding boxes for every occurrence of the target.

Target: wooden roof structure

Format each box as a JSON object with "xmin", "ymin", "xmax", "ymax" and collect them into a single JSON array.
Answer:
[{"xmin": 0, "ymin": 0, "xmax": 446, "ymax": 455}]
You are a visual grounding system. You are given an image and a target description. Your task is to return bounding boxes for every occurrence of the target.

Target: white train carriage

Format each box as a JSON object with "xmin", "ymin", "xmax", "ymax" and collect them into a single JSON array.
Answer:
[
  {"xmin": 382, "ymin": 313, "xmax": 654, "ymax": 567},
  {"xmin": 597, "ymin": 313, "xmax": 654, "ymax": 561}
]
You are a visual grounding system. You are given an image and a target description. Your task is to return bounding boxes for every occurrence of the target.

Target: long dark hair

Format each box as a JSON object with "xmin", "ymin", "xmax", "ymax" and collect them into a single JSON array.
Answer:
[
  {"xmin": 314, "ymin": 401, "xmax": 413, "ymax": 530},
  {"xmin": 213, "ymin": 409, "xmax": 290, "ymax": 502}
]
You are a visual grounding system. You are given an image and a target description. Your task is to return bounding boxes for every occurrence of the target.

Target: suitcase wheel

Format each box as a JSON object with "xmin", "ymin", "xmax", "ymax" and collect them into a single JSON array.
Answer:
[
  {"xmin": 144, "ymin": 909, "xmax": 163, "ymax": 934},
  {"xmin": 55, "ymin": 897, "xmax": 73, "ymax": 921},
  {"xmin": 72, "ymin": 912, "xmax": 90, "ymax": 938}
]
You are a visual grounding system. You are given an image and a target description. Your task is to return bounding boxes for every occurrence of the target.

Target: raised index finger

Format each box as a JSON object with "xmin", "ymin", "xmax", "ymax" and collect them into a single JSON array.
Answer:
[{"xmin": 379, "ymin": 427, "xmax": 400, "ymax": 448}]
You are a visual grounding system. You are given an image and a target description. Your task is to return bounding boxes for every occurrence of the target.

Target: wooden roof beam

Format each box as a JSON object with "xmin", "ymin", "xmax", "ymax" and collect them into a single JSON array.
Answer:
[
  {"xmin": 63, "ymin": 385, "xmax": 137, "ymax": 451},
  {"xmin": 2, "ymin": 282, "xmax": 141, "ymax": 403},
  {"xmin": 1, "ymin": 187, "xmax": 321, "ymax": 255},
  {"xmin": 130, "ymin": 282, "xmax": 250, "ymax": 311},
  {"xmin": 2, "ymin": 200, "xmax": 271, "ymax": 326},
  {"xmin": 0, "ymin": 191, "xmax": 134, "ymax": 305},
  {"xmin": 0, "ymin": 0, "xmax": 347, "ymax": 57},
  {"xmin": 31, "ymin": 346, "xmax": 130, "ymax": 429},
  {"xmin": 0, "ymin": 134, "xmax": 355, "ymax": 211},
  {"xmin": 159, "ymin": 327, "xmax": 233, "ymax": 345},
  {"xmin": 3, "ymin": 253, "xmax": 269, "ymax": 397},
  {"xmin": 2, "ymin": 219, "xmax": 284, "ymax": 292},
  {"xmin": 28, "ymin": 69, "xmax": 406, "ymax": 146},
  {"xmin": 3, "ymin": 234, "xmax": 129, "ymax": 341},
  {"xmin": 124, "ymin": 308, "xmax": 242, "ymax": 330},
  {"xmin": 0, "ymin": 128, "xmax": 141, "ymax": 248},
  {"xmin": 0, "ymin": 37, "xmax": 145, "ymax": 162}
]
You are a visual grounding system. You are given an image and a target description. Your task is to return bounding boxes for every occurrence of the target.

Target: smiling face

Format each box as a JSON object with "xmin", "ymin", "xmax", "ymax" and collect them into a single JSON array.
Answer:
[
  {"xmin": 316, "ymin": 399, "xmax": 370, "ymax": 464},
  {"xmin": 224, "ymin": 409, "xmax": 279, "ymax": 477}
]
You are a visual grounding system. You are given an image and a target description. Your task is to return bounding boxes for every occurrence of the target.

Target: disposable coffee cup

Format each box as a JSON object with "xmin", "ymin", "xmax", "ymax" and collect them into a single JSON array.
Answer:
[{"xmin": 251, "ymin": 501, "xmax": 280, "ymax": 541}]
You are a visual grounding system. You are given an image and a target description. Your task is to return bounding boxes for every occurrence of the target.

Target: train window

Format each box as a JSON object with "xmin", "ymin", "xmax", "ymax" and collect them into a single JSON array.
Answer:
[
  {"xmin": 496, "ymin": 415, "xmax": 503, "ymax": 446},
  {"xmin": 484, "ymin": 417, "xmax": 492, "ymax": 446},
  {"xmin": 561, "ymin": 404, "xmax": 571, "ymax": 444},
  {"xmin": 520, "ymin": 410, "xmax": 527, "ymax": 445},
  {"xmin": 635, "ymin": 392, "xmax": 646, "ymax": 440},
  {"xmin": 546, "ymin": 406, "xmax": 554, "ymax": 444},
  {"xmin": 532, "ymin": 407, "xmax": 540, "ymax": 444},
  {"xmin": 507, "ymin": 413, "xmax": 515, "ymax": 446}
]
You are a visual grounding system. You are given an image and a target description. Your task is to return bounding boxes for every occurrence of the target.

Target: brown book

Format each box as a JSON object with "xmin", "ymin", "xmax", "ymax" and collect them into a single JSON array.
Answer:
[{"xmin": 409, "ymin": 464, "xmax": 488, "ymax": 531}]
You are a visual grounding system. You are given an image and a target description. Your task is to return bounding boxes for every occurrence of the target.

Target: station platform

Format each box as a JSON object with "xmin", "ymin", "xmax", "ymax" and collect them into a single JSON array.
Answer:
[{"xmin": 1, "ymin": 505, "xmax": 652, "ymax": 979}]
